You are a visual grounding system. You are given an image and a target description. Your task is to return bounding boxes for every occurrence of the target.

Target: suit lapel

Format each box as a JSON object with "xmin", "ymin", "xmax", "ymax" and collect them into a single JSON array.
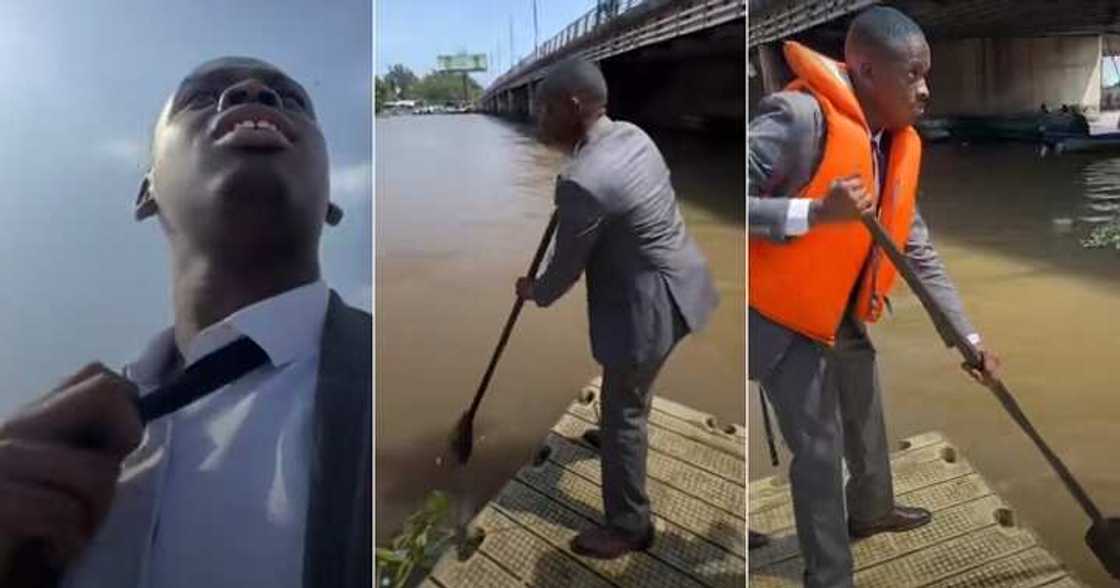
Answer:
[{"xmin": 302, "ymin": 292, "xmax": 372, "ymax": 588}]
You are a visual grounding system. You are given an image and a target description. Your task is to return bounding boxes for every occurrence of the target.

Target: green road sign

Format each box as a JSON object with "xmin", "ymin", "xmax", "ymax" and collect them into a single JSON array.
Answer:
[{"xmin": 437, "ymin": 53, "xmax": 487, "ymax": 73}]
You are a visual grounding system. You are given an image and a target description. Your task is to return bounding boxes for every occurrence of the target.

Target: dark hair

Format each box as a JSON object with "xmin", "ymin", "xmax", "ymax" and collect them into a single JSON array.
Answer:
[
  {"xmin": 538, "ymin": 57, "xmax": 608, "ymax": 106},
  {"xmin": 847, "ymin": 6, "xmax": 925, "ymax": 55}
]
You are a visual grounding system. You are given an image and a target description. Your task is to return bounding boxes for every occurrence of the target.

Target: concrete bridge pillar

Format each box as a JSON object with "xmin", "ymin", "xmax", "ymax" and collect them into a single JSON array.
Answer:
[
  {"xmin": 928, "ymin": 35, "xmax": 1103, "ymax": 116},
  {"xmin": 527, "ymin": 82, "xmax": 536, "ymax": 120},
  {"xmin": 756, "ymin": 43, "xmax": 792, "ymax": 96}
]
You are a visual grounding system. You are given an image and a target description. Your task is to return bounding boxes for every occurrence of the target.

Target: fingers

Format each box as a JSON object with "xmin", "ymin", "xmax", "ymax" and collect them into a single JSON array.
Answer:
[
  {"xmin": 0, "ymin": 440, "xmax": 120, "ymax": 535},
  {"xmin": 828, "ymin": 176, "xmax": 874, "ymax": 218},
  {"xmin": 11, "ymin": 367, "xmax": 142, "ymax": 459},
  {"xmin": 0, "ymin": 363, "xmax": 140, "ymax": 573},
  {"xmin": 0, "ymin": 482, "xmax": 87, "ymax": 561},
  {"xmin": 515, "ymin": 277, "xmax": 536, "ymax": 301},
  {"xmin": 48, "ymin": 363, "xmax": 110, "ymax": 396},
  {"xmin": 961, "ymin": 356, "xmax": 1000, "ymax": 387},
  {"xmin": 962, "ymin": 362, "xmax": 984, "ymax": 383},
  {"xmin": 852, "ymin": 188, "xmax": 874, "ymax": 215}
]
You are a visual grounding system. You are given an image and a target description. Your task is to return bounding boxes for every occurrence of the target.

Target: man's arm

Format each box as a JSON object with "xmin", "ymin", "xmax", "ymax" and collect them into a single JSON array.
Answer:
[
  {"xmin": 904, "ymin": 209, "xmax": 979, "ymax": 344},
  {"xmin": 749, "ymin": 91, "xmax": 824, "ymax": 241},
  {"xmin": 904, "ymin": 209, "xmax": 1003, "ymax": 384},
  {"xmin": 529, "ymin": 179, "xmax": 606, "ymax": 307}
]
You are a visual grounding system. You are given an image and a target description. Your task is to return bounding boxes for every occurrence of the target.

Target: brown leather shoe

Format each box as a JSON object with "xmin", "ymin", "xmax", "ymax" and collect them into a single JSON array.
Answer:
[
  {"xmin": 570, "ymin": 526, "xmax": 654, "ymax": 559},
  {"xmin": 581, "ymin": 429, "xmax": 602, "ymax": 450},
  {"xmin": 748, "ymin": 530, "xmax": 769, "ymax": 549},
  {"xmin": 849, "ymin": 505, "xmax": 932, "ymax": 539}
]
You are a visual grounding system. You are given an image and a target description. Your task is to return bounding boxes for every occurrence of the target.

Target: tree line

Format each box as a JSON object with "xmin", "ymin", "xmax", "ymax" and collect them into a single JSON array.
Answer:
[{"xmin": 376, "ymin": 64, "xmax": 484, "ymax": 112}]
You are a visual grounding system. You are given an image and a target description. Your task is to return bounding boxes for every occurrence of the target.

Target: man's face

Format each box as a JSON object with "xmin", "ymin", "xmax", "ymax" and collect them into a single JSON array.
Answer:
[
  {"xmin": 534, "ymin": 90, "xmax": 579, "ymax": 149},
  {"xmin": 149, "ymin": 57, "xmax": 330, "ymax": 259},
  {"xmin": 865, "ymin": 35, "xmax": 931, "ymax": 130}
]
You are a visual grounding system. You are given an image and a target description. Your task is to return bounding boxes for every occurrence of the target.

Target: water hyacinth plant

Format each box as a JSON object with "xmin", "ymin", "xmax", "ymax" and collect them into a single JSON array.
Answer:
[
  {"xmin": 1081, "ymin": 219, "xmax": 1120, "ymax": 250},
  {"xmin": 376, "ymin": 491, "xmax": 456, "ymax": 588}
]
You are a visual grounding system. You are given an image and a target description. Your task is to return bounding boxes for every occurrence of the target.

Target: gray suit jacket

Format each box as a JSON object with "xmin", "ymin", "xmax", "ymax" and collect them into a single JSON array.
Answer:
[
  {"xmin": 534, "ymin": 116, "xmax": 719, "ymax": 368},
  {"xmin": 748, "ymin": 91, "xmax": 975, "ymax": 380},
  {"xmin": 59, "ymin": 291, "xmax": 371, "ymax": 588},
  {"xmin": 304, "ymin": 292, "xmax": 371, "ymax": 588}
]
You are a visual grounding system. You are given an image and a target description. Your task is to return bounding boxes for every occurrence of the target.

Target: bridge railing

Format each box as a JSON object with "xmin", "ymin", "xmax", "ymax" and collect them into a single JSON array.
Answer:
[{"xmin": 489, "ymin": 0, "xmax": 648, "ymax": 92}]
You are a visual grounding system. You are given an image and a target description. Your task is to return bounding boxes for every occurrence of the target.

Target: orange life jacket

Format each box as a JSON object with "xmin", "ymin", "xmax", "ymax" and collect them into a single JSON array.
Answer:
[{"xmin": 748, "ymin": 41, "xmax": 922, "ymax": 345}]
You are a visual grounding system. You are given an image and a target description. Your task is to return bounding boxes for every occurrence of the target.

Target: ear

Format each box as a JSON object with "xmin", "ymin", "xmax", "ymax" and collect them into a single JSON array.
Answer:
[
  {"xmin": 326, "ymin": 202, "xmax": 344, "ymax": 226},
  {"xmin": 134, "ymin": 173, "xmax": 158, "ymax": 221},
  {"xmin": 858, "ymin": 60, "xmax": 874, "ymax": 82}
]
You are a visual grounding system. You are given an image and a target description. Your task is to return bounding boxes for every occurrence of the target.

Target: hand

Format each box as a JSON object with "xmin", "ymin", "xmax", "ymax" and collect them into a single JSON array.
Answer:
[
  {"xmin": 811, "ymin": 174, "xmax": 873, "ymax": 224},
  {"xmin": 962, "ymin": 345, "xmax": 1002, "ymax": 387},
  {"xmin": 0, "ymin": 363, "xmax": 143, "ymax": 572},
  {"xmin": 515, "ymin": 277, "xmax": 536, "ymax": 302}
]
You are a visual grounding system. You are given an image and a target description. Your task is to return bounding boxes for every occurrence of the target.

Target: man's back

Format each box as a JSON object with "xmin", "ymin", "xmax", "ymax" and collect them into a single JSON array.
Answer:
[{"xmin": 564, "ymin": 117, "xmax": 717, "ymax": 366}]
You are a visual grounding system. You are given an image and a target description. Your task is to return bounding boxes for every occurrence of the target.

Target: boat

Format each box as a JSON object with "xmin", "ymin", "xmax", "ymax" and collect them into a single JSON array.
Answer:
[
  {"xmin": 1043, "ymin": 131, "xmax": 1120, "ymax": 154},
  {"xmin": 918, "ymin": 112, "xmax": 1090, "ymax": 144}
]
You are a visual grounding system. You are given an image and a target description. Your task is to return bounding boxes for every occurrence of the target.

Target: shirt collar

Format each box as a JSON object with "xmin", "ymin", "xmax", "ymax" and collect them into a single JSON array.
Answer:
[
  {"xmin": 871, "ymin": 130, "xmax": 884, "ymax": 150},
  {"xmin": 127, "ymin": 281, "xmax": 330, "ymax": 387}
]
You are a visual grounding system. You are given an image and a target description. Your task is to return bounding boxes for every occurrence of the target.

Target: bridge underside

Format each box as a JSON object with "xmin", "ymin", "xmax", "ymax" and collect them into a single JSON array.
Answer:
[
  {"xmin": 481, "ymin": 0, "xmax": 744, "ymax": 134},
  {"xmin": 604, "ymin": 19, "xmax": 744, "ymax": 134},
  {"xmin": 751, "ymin": 1, "xmax": 1120, "ymax": 48},
  {"xmin": 750, "ymin": 1, "xmax": 1120, "ymax": 117},
  {"xmin": 484, "ymin": 18, "xmax": 745, "ymax": 135}
]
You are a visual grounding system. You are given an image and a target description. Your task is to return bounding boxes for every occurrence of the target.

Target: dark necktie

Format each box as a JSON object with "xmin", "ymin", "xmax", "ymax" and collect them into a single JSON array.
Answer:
[{"xmin": 135, "ymin": 336, "xmax": 270, "ymax": 423}]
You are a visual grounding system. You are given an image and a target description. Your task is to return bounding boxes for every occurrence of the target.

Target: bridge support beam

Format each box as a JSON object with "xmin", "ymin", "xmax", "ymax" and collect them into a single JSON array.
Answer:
[
  {"xmin": 756, "ymin": 43, "xmax": 792, "ymax": 96},
  {"xmin": 928, "ymin": 35, "xmax": 1103, "ymax": 116}
]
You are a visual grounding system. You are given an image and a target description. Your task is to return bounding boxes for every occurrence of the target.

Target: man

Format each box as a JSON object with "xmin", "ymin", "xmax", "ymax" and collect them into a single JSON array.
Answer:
[
  {"xmin": 749, "ymin": 8, "xmax": 1000, "ymax": 587},
  {"xmin": 0, "ymin": 57, "xmax": 370, "ymax": 588},
  {"xmin": 516, "ymin": 58, "xmax": 718, "ymax": 559}
]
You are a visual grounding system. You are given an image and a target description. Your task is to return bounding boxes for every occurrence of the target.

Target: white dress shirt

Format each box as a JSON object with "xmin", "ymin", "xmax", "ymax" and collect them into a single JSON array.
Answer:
[{"xmin": 63, "ymin": 281, "xmax": 329, "ymax": 588}]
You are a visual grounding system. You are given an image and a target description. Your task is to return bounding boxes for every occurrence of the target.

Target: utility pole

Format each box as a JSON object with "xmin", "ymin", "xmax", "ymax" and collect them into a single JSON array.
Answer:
[
  {"xmin": 532, "ymin": 0, "xmax": 539, "ymax": 54},
  {"xmin": 509, "ymin": 15, "xmax": 514, "ymax": 67}
]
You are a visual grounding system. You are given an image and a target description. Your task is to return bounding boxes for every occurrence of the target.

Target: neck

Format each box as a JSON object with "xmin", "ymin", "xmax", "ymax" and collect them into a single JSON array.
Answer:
[
  {"xmin": 852, "ymin": 85, "xmax": 885, "ymax": 133},
  {"xmin": 170, "ymin": 250, "xmax": 320, "ymax": 352},
  {"xmin": 568, "ymin": 110, "xmax": 605, "ymax": 152}
]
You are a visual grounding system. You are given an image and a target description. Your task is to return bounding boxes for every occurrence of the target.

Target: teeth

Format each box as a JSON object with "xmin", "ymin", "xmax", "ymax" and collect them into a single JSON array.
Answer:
[{"xmin": 231, "ymin": 119, "xmax": 281, "ymax": 133}]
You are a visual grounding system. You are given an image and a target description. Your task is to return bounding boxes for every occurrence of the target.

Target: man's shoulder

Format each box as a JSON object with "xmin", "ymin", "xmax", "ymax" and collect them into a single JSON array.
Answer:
[
  {"xmin": 569, "ymin": 119, "xmax": 662, "ymax": 198},
  {"xmin": 599, "ymin": 119, "xmax": 656, "ymax": 155},
  {"xmin": 757, "ymin": 90, "xmax": 823, "ymax": 116},
  {"xmin": 334, "ymin": 298, "xmax": 372, "ymax": 326},
  {"xmin": 754, "ymin": 90, "xmax": 823, "ymax": 135},
  {"xmin": 322, "ymin": 292, "xmax": 372, "ymax": 365}
]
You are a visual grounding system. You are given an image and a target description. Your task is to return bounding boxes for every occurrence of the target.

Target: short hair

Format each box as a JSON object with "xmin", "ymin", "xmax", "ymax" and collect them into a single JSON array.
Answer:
[
  {"xmin": 846, "ymin": 6, "xmax": 926, "ymax": 57},
  {"xmin": 538, "ymin": 57, "xmax": 608, "ymax": 107}
]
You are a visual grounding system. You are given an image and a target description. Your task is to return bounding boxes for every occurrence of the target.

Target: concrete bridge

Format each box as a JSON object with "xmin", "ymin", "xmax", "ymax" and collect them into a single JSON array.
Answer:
[
  {"xmin": 750, "ymin": 0, "xmax": 1120, "ymax": 117},
  {"xmin": 480, "ymin": 0, "xmax": 746, "ymax": 133}
]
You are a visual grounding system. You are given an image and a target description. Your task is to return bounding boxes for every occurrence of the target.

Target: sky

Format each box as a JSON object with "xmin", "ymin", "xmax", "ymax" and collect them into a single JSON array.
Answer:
[
  {"xmin": 377, "ymin": 0, "xmax": 603, "ymax": 87},
  {"xmin": 0, "ymin": 0, "xmax": 371, "ymax": 414},
  {"xmin": 1104, "ymin": 56, "xmax": 1120, "ymax": 87}
]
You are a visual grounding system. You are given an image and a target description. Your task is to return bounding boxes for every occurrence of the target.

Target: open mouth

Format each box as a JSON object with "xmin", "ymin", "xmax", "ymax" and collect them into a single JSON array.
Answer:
[{"xmin": 211, "ymin": 104, "xmax": 296, "ymax": 150}]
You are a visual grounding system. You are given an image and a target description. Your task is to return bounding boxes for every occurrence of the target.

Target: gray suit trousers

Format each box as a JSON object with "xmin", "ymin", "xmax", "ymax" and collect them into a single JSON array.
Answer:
[
  {"xmin": 758, "ymin": 314, "xmax": 894, "ymax": 588},
  {"xmin": 599, "ymin": 352, "xmax": 670, "ymax": 537}
]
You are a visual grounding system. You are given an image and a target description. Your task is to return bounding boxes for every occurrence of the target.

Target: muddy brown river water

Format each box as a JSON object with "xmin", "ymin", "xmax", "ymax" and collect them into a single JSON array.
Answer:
[{"xmin": 376, "ymin": 113, "xmax": 745, "ymax": 545}]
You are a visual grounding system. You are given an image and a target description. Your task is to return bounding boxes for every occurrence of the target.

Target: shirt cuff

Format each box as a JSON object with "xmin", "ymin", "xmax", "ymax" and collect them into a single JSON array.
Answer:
[
  {"xmin": 785, "ymin": 199, "xmax": 812, "ymax": 236},
  {"xmin": 966, "ymin": 333, "xmax": 982, "ymax": 346}
]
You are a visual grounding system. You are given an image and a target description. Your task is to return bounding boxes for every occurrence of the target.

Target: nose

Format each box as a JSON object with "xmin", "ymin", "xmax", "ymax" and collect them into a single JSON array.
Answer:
[
  {"xmin": 916, "ymin": 78, "xmax": 930, "ymax": 103},
  {"xmin": 217, "ymin": 79, "xmax": 281, "ymax": 111}
]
